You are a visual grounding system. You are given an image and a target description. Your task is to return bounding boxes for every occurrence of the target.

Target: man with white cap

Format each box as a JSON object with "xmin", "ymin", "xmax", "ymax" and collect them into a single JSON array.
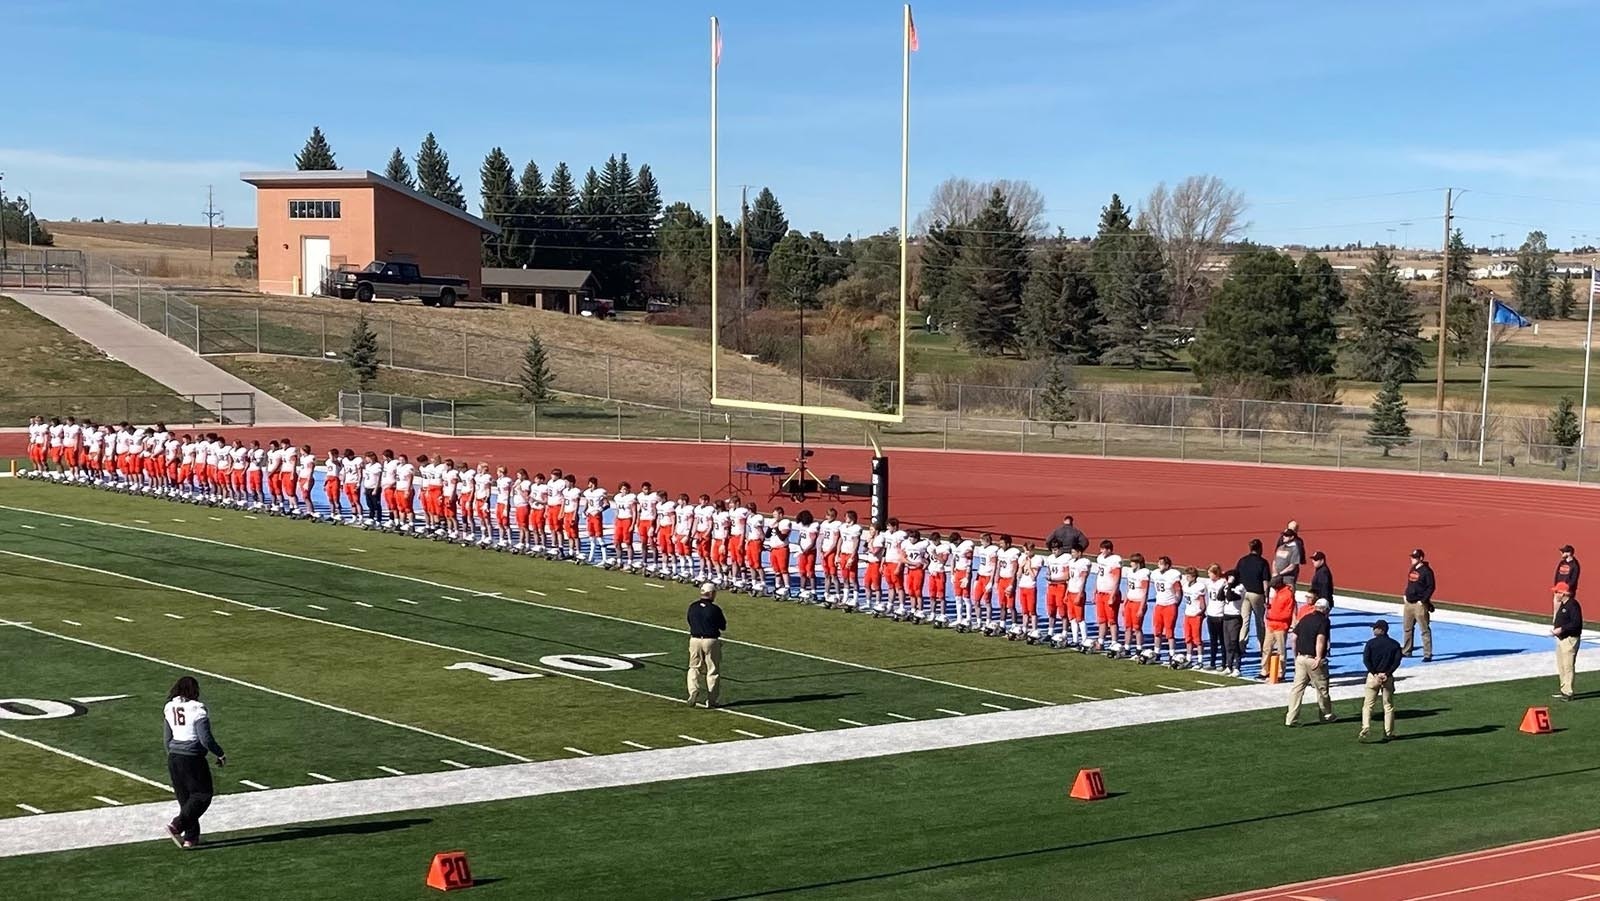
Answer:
[
  {"xmin": 1285, "ymin": 596, "xmax": 1335, "ymax": 726},
  {"xmin": 687, "ymin": 583, "xmax": 728, "ymax": 708}
]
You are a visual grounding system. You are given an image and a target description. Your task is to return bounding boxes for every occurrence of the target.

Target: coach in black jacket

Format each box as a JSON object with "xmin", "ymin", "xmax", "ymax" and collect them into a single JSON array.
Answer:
[
  {"xmin": 1401, "ymin": 549, "xmax": 1436, "ymax": 661},
  {"xmin": 1553, "ymin": 587, "xmax": 1583, "ymax": 701},
  {"xmin": 1310, "ymin": 551, "xmax": 1335, "ymax": 607},
  {"xmin": 1360, "ymin": 620, "xmax": 1403, "ymax": 741},
  {"xmin": 1235, "ymin": 539, "xmax": 1272, "ymax": 652}
]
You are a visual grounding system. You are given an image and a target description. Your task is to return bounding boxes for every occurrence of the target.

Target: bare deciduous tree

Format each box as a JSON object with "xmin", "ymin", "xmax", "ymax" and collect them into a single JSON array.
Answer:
[
  {"xmin": 917, "ymin": 176, "xmax": 1048, "ymax": 235},
  {"xmin": 1140, "ymin": 175, "xmax": 1248, "ymax": 322}
]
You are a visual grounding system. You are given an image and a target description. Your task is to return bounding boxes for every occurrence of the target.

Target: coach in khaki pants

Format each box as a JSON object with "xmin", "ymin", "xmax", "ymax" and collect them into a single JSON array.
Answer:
[
  {"xmin": 1286, "ymin": 598, "xmax": 1335, "ymax": 725},
  {"xmin": 1552, "ymin": 585, "xmax": 1583, "ymax": 701},
  {"xmin": 687, "ymin": 584, "xmax": 728, "ymax": 708}
]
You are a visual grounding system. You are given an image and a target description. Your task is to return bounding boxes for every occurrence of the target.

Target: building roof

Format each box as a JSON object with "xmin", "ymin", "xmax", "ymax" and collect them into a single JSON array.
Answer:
[
  {"xmin": 239, "ymin": 169, "xmax": 500, "ymax": 234},
  {"xmin": 480, "ymin": 268, "xmax": 598, "ymax": 290}
]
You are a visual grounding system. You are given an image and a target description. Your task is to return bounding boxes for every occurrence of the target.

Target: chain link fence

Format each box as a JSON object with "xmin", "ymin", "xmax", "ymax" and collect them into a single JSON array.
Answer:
[
  {"xmin": 337, "ymin": 391, "xmax": 1600, "ymax": 485},
  {"xmin": 0, "ymin": 249, "xmax": 86, "ymax": 291},
  {"xmin": 83, "ymin": 257, "xmax": 202, "ymax": 350},
  {"xmin": 1, "ymin": 393, "xmax": 254, "ymax": 426}
]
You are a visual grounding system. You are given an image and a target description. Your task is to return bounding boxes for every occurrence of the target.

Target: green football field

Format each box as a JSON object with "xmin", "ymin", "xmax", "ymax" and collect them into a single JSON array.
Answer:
[{"xmin": 0, "ymin": 478, "xmax": 1588, "ymax": 899}]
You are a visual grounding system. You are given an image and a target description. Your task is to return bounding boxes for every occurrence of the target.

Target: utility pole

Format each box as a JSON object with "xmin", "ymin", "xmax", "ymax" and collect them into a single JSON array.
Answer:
[
  {"xmin": 738, "ymin": 184, "xmax": 750, "ymax": 352},
  {"xmin": 202, "ymin": 185, "xmax": 224, "ymax": 263},
  {"xmin": 1435, "ymin": 187, "xmax": 1454, "ymax": 436},
  {"xmin": 25, "ymin": 191, "xmax": 33, "ymax": 247},
  {"xmin": 0, "ymin": 172, "xmax": 8, "ymax": 259}
]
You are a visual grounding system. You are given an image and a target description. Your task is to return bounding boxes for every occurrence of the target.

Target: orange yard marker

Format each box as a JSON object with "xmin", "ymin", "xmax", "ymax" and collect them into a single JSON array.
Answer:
[
  {"xmin": 1519, "ymin": 707, "xmax": 1553, "ymax": 735},
  {"xmin": 1069, "ymin": 767, "xmax": 1107, "ymax": 801},
  {"xmin": 426, "ymin": 850, "xmax": 474, "ymax": 892}
]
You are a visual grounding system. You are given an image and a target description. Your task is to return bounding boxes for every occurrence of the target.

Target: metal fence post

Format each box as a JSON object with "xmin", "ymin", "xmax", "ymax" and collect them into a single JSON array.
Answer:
[
  {"xmin": 1019, "ymin": 420, "xmax": 1026, "ymax": 454},
  {"xmin": 942, "ymin": 417, "xmax": 948, "ymax": 450},
  {"xmin": 135, "ymin": 275, "xmax": 142, "ymax": 323},
  {"xmin": 531, "ymin": 404, "xmax": 538, "ymax": 437},
  {"xmin": 255, "ymin": 309, "xmax": 262, "ymax": 353},
  {"xmin": 1258, "ymin": 429, "xmax": 1264, "ymax": 464},
  {"xmin": 1101, "ymin": 423, "xmax": 1108, "ymax": 457},
  {"xmin": 1179, "ymin": 426, "xmax": 1186, "ymax": 459},
  {"xmin": 320, "ymin": 315, "xmax": 327, "ymax": 357},
  {"xmin": 1497, "ymin": 440, "xmax": 1504, "ymax": 477},
  {"xmin": 606, "ymin": 357, "xmax": 613, "ymax": 401},
  {"xmin": 616, "ymin": 407, "xmax": 623, "ymax": 440},
  {"xmin": 956, "ymin": 384, "xmax": 963, "ymax": 422},
  {"xmin": 1417, "ymin": 438, "xmax": 1424, "ymax": 472},
  {"xmin": 1336, "ymin": 434, "xmax": 1343, "ymax": 468},
  {"xmin": 679, "ymin": 371, "xmax": 685, "ymax": 410},
  {"xmin": 462, "ymin": 330, "xmax": 468, "ymax": 376}
]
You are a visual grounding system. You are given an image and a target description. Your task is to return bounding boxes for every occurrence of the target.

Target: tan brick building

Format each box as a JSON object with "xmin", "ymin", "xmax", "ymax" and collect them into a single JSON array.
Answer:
[{"xmin": 241, "ymin": 170, "xmax": 497, "ymax": 297}]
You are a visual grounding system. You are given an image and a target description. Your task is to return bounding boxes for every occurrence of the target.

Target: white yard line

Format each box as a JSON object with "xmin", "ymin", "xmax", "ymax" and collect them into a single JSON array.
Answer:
[
  {"xmin": 0, "ymin": 549, "xmax": 814, "ymax": 737},
  {"xmin": 677, "ymin": 735, "xmax": 709, "ymax": 745},
  {"xmin": 3, "ymin": 644, "xmax": 1591, "ymax": 859},
  {"xmin": 2, "ymin": 507, "xmax": 1051, "ymax": 707},
  {"xmin": 14, "ymin": 805, "xmax": 42, "ymax": 815},
  {"xmin": 0, "ymin": 613, "xmax": 531, "ymax": 764},
  {"xmin": 307, "ymin": 773, "xmax": 337, "ymax": 783},
  {"xmin": 563, "ymin": 747, "xmax": 593, "ymax": 757},
  {"xmin": 376, "ymin": 766, "xmax": 405, "ymax": 776},
  {"xmin": 621, "ymin": 740, "xmax": 653, "ymax": 750},
  {"xmin": 0, "ymin": 729, "xmax": 169, "ymax": 791},
  {"xmin": 92, "ymin": 796, "xmax": 122, "ymax": 807}
]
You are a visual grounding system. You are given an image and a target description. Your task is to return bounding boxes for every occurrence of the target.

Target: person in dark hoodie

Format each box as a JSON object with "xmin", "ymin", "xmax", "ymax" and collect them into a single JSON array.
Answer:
[{"xmin": 1401, "ymin": 548, "xmax": 1437, "ymax": 661}]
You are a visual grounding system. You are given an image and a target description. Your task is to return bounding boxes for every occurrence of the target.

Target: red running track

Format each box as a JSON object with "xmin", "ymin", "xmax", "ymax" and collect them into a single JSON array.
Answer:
[
  {"xmin": 5, "ymin": 426, "xmax": 1596, "ymax": 615},
  {"xmin": 1209, "ymin": 828, "xmax": 1600, "ymax": 900}
]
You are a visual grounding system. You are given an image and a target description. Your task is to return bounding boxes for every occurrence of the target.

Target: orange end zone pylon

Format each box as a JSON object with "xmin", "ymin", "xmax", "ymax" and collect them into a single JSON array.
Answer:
[
  {"xmin": 426, "ymin": 850, "xmax": 474, "ymax": 892},
  {"xmin": 1519, "ymin": 707, "xmax": 1553, "ymax": 734},
  {"xmin": 1069, "ymin": 767, "xmax": 1107, "ymax": 801}
]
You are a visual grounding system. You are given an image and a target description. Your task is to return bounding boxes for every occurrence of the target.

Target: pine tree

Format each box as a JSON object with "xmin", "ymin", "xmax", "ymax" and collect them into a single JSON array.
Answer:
[
  {"xmin": 1296, "ymin": 252, "xmax": 1343, "ymax": 375},
  {"xmin": 545, "ymin": 163, "xmax": 578, "ymax": 268},
  {"xmin": 1193, "ymin": 248, "xmax": 1321, "ymax": 392},
  {"xmin": 1021, "ymin": 244, "xmax": 1101, "ymax": 363},
  {"xmin": 868, "ymin": 379, "xmax": 894, "ymax": 414},
  {"xmin": 1512, "ymin": 231, "xmax": 1554, "ymax": 319},
  {"xmin": 767, "ymin": 230, "xmax": 822, "ymax": 306},
  {"xmin": 519, "ymin": 331, "xmax": 554, "ymax": 404},
  {"xmin": 478, "ymin": 148, "xmax": 518, "ymax": 267},
  {"xmin": 951, "ymin": 189, "xmax": 1027, "ymax": 355},
  {"xmin": 1366, "ymin": 377, "xmax": 1411, "ymax": 456},
  {"xmin": 383, "ymin": 147, "xmax": 414, "ymax": 187},
  {"xmin": 295, "ymin": 126, "xmax": 337, "ymax": 170},
  {"xmin": 917, "ymin": 224, "xmax": 963, "ymax": 331},
  {"xmin": 1347, "ymin": 247, "xmax": 1423, "ymax": 383},
  {"xmin": 346, "ymin": 312, "xmax": 380, "ymax": 389},
  {"xmin": 414, "ymin": 133, "xmax": 466, "ymax": 209},
  {"xmin": 1092, "ymin": 194, "xmax": 1172, "ymax": 369},
  {"xmin": 746, "ymin": 187, "xmax": 789, "ymax": 261},
  {"xmin": 515, "ymin": 162, "xmax": 548, "ymax": 266},
  {"xmin": 1036, "ymin": 355, "xmax": 1076, "ymax": 436},
  {"xmin": 575, "ymin": 166, "xmax": 605, "ymax": 276},
  {"xmin": 1555, "ymin": 275, "xmax": 1577, "ymax": 320},
  {"xmin": 1551, "ymin": 395, "xmax": 1581, "ymax": 449}
]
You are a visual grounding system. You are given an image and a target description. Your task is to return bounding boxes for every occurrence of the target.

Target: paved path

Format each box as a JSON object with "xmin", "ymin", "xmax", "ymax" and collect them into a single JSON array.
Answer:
[
  {"xmin": 7, "ymin": 291, "xmax": 312, "ymax": 425},
  {"xmin": 0, "ymin": 627, "xmax": 1586, "ymax": 859}
]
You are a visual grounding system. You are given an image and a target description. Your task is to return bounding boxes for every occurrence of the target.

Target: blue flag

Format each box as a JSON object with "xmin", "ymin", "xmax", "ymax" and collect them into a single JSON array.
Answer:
[{"xmin": 1490, "ymin": 299, "xmax": 1532, "ymax": 328}]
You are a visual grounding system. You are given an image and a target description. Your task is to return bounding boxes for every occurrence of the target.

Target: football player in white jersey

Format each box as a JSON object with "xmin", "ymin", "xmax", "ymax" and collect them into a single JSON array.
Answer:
[
  {"xmin": 581, "ymin": 478, "xmax": 610, "ymax": 564},
  {"xmin": 162, "ymin": 676, "xmax": 225, "ymax": 849},
  {"xmin": 793, "ymin": 510, "xmax": 820, "ymax": 600},
  {"xmin": 835, "ymin": 510, "xmax": 863, "ymax": 608}
]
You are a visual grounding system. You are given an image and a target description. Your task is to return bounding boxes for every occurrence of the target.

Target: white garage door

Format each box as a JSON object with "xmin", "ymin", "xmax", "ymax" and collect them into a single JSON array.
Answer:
[{"xmin": 302, "ymin": 236, "xmax": 331, "ymax": 296}]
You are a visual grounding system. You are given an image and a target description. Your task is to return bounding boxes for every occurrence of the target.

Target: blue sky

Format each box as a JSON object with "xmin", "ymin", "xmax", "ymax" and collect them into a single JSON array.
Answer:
[{"xmin": 7, "ymin": 0, "xmax": 1600, "ymax": 248}]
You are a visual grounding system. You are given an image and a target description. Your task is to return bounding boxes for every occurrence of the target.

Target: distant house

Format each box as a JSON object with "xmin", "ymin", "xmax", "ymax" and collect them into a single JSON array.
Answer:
[
  {"xmin": 480, "ymin": 268, "xmax": 603, "ymax": 315},
  {"xmin": 1398, "ymin": 267, "xmax": 1441, "ymax": 280}
]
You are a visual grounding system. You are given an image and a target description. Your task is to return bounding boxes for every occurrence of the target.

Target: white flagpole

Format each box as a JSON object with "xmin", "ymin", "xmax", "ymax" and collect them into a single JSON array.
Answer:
[
  {"xmin": 1582, "ymin": 264, "xmax": 1596, "ymax": 456},
  {"xmin": 1478, "ymin": 301, "xmax": 1495, "ymax": 466},
  {"xmin": 709, "ymin": 17, "xmax": 721, "ymax": 401},
  {"xmin": 896, "ymin": 4, "xmax": 912, "ymax": 419}
]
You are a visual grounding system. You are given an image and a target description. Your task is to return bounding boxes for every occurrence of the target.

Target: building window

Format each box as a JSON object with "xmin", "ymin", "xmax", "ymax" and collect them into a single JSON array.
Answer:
[{"xmin": 288, "ymin": 199, "xmax": 341, "ymax": 219}]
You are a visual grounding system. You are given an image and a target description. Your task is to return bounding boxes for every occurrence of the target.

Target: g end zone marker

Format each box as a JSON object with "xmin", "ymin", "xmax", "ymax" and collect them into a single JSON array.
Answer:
[
  {"xmin": 1069, "ymin": 767, "xmax": 1107, "ymax": 801},
  {"xmin": 1520, "ymin": 706, "xmax": 1553, "ymax": 734}
]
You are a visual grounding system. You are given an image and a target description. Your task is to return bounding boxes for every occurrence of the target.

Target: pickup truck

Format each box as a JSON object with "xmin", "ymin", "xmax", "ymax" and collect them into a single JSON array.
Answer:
[{"xmin": 332, "ymin": 261, "xmax": 470, "ymax": 307}]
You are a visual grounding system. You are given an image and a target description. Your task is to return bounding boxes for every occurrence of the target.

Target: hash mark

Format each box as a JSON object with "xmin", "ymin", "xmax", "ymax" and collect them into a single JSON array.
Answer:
[
  {"xmin": 563, "ymin": 747, "xmax": 593, "ymax": 757},
  {"xmin": 398, "ymin": 599, "xmax": 418, "ymax": 605},
  {"xmin": 565, "ymin": 588, "xmax": 588, "ymax": 594},
  {"xmin": 376, "ymin": 765, "xmax": 405, "ymax": 776},
  {"xmin": 163, "ymin": 613, "xmax": 184, "ymax": 620},
  {"xmin": 18, "ymin": 524, "xmax": 36, "ymax": 530},
  {"xmin": 92, "ymin": 795, "xmax": 121, "ymax": 806},
  {"xmin": 440, "ymin": 759, "xmax": 471, "ymax": 769},
  {"xmin": 980, "ymin": 702, "xmax": 1010, "ymax": 711},
  {"xmin": 678, "ymin": 735, "xmax": 709, "ymax": 745},
  {"xmin": 348, "ymin": 548, "xmax": 367, "ymax": 553},
  {"xmin": 212, "ymin": 610, "xmax": 232, "ymax": 617},
  {"xmin": 307, "ymin": 772, "xmax": 337, "ymax": 783},
  {"xmin": 306, "ymin": 604, "xmax": 328, "ymax": 611},
  {"xmin": 1194, "ymin": 680, "xmax": 1226, "ymax": 687},
  {"xmin": 884, "ymin": 712, "xmax": 914, "ymax": 721},
  {"xmin": 114, "ymin": 616, "xmax": 133, "ymax": 623},
  {"xmin": 621, "ymin": 740, "xmax": 653, "ymax": 750},
  {"xmin": 936, "ymin": 708, "xmax": 964, "ymax": 716},
  {"xmin": 240, "ymin": 780, "xmax": 270, "ymax": 790},
  {"xmin": 838, "ymin": 718, "xmax": 866, "ymax": 726},
  {"xmin": 643, "ymin": 582, "xmax": 666, "ymax": 589},
  {"xmin": 61, "ymin": 620, "xmax": 82, "ymax": 627},
  {"xmin": 732, "ymin": 729, "xmax": 763, "ymax": 738},
  {"xmin": 58, "ymin": 524, "xmax": 72, "ymax": 528},
  {"xmin": 353, "ymin": 601, "xmax": 373, "ymax": 608},
  {"xmin": 1157, "ymin": 684, "xmax": 1184, "ymax": 692},
  {"xmin": 440, "ymin": 595, "xmax": 463, "ymax": 603},
  {"xmin": 1113, "ymin": 688, "xmax": 1141, "ymax": 696},
  {"xmin": 171, "ymin": 518, "xmax": 186, "ymax": 522},
  {"xmin": 15, "ymin": 804, "xmax": 42, "ymax": 814},
  {"xmin": 132, "ymin": 520, "xmax": 149, "ymax": 525},
  {"xmin": 605, "ymin": 585, "xmax": 628, "ymax": 592},
  {"xmin": 526, "ymin": 590, "xmax": 547, "ymax": 596},
  {"xmin": 207, "ymin": 516, "xmax": 222, "ymax": 522},
  {"xmin": 1072, "ymin": 694, "xmax": 1102, "ymax": 701}
]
